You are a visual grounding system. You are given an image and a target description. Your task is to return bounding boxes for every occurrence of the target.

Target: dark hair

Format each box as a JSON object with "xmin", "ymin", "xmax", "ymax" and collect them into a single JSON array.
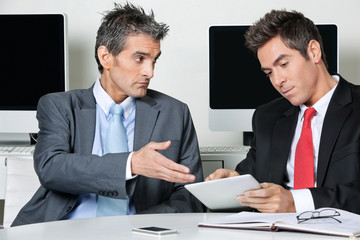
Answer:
[
  {"xmin": 245, "ymin": 9, "xmax": 328, "ymax": 68},
  {"xmin": 95, "ymin": 2, "xmax": 169, "ymax": 73}
]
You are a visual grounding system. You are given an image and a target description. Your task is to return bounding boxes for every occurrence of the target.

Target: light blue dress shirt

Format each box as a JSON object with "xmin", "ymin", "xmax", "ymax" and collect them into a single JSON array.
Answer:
[{"xmin": 62, "ymin": 78, "xmax": 136, "ymax": 220}]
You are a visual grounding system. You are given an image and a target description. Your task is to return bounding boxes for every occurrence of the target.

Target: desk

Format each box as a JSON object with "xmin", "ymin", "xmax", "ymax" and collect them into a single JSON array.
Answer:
[
  {"xmin": 0, "ymin": 213, "xmax": 345, "ymax": 240},
  {"xmin": 0, "ymin": 152, "xmax": 241, "ymax": 226}
]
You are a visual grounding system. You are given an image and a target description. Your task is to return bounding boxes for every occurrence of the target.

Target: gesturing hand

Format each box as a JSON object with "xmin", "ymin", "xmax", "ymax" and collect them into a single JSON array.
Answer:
[{"xmin": 131, "ymin": 141, "xmax": 196, "ymax": 183}]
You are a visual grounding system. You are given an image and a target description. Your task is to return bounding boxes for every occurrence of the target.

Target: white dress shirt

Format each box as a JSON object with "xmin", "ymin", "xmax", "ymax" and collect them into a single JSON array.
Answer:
[{"xmin": 286, "ymin": 75, "xmax": 339, "ymax": 213}]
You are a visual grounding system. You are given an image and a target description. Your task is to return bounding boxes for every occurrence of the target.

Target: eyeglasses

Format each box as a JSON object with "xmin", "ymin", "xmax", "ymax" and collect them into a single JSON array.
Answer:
[{"xmin": 296, "ymin": 209, "xmax": 342, "ymax": 224}]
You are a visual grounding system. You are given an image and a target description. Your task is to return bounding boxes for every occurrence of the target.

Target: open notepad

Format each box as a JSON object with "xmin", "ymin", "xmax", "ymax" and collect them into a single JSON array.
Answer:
[{"xmin": 198, "ymin": 208, "xmax": 360, "ymax": 238}]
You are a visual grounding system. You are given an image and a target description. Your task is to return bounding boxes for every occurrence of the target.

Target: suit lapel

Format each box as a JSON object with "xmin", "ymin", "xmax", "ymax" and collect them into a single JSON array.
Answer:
[
  {"xmin": 133, "ymin": 94, "xmax": 160, "ymax": 151},
  {"xmin": 74, "ymin": 86, "xmax": 97, "ymax": 154},
  {"xmin": 132, "ymin": 94, "xmax": 160, "ymax": 210},
  {"xmin": 269, "ymin": 106, "xmax": 299, "ymax": 184},
  {"xmin": 317, "ymin": 77, "xmax": 352, "ymax": 186}
]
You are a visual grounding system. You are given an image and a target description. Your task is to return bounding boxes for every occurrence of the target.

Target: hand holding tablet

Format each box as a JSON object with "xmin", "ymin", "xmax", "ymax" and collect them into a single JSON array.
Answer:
[{"xmin": 185, "ymin": 174, "xmax": 261, "ymax": 211}]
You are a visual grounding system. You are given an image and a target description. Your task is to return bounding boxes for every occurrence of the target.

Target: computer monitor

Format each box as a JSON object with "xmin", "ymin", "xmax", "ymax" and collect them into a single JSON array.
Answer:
[
  {"xmin": 0, "ymin": 14, "xmax": 68, "ymax": 134},
  {"xmin": 209, "ymin": 24, "xmax": 338, "ymax": 138}
]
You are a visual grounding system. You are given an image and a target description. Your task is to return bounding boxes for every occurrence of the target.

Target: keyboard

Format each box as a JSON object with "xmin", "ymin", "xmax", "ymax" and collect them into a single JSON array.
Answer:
[
  {"xmin": 199, "ymin": 145, "xmax": 250, "ymax": 154},
  {"xmin": 0, "ymin": 145, "xmax": 35, "ymax": 155}
]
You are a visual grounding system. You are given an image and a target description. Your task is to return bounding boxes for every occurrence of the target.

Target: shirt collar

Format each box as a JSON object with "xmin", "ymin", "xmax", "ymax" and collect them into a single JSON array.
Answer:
[
  {"xmin": 93, "ymin": 77, "xmax": 136, "ymax": 118},
  {"xmin": 299, "ymin": 75, "xmax": 339, "ymax": 119}
]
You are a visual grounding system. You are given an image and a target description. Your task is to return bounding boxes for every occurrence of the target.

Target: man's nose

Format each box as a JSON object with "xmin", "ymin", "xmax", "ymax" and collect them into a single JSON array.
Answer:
[
  {"xmin": 271, "ymin": 71, "xmax": 285, "ymax": 87},
  {"xmin": 142, "ymin": 63, "xmax": 154, "ymax": 79}
]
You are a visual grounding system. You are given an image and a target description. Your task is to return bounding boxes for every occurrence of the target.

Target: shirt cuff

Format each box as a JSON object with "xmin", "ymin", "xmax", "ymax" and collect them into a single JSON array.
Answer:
[
  {"xmin": 126, "ymin": 152, "xmax": 137, "ymax": 180},
  {"xmin": 290, "ymin": 189, "xmax": 315, "ymax": 213}
]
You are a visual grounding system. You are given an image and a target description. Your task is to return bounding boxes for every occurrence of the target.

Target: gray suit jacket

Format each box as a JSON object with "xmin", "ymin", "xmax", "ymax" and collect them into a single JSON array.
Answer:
[
  {"xmin": 236, "ymin": 76, "xmax": 360, "ymax": 214},
  {"xmin": 12, "ymin": 86, "xmax": 205, "ymax": 226}
]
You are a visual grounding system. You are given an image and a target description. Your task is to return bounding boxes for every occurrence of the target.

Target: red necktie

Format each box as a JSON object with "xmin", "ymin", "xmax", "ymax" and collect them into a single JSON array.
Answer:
[{"xmin": 294, "ymin": 107, "xmax": 316, "ymax": 190}]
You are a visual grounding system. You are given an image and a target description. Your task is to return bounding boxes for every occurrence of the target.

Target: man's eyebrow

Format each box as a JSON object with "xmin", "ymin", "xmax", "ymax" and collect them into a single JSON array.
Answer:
[
  {"xmin": 132, "ymin": 51, "xmax": 162, "ymax": 59},
  {"xmin": 273, "ymin": 54, "xmax": 289, "ymax": 66},
  {"xmin": 261, "ymin": 54, "xmax": 290, "ymax": 72},
  {"xmin": 133, "ymin": 51, "xmax": 150, "ymax": 56},
  {"xmin": 155, "ymin": 51, "xmax": 162, "ymax": 60}
]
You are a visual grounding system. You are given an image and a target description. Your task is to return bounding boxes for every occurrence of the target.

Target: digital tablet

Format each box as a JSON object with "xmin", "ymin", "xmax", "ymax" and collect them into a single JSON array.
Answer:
[{"xmin": 185, "ymin": 174, "xmax": 261, "ymax": 211}]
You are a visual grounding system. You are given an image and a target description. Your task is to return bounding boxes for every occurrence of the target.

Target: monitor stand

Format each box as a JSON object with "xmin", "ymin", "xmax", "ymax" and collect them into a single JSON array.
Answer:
[{"xmin": 243, "ymin": 131, "xmax": 254, "ymax": 146}]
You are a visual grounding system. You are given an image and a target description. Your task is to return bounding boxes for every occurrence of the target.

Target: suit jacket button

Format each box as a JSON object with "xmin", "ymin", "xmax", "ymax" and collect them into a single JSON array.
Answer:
[
  {"xmin": 113, "ymin": 191, "xmax": 118, "ymax": 196},
  {"xmin": 99, "ymin": 191, "xmax": 104, "ymax": 195}
]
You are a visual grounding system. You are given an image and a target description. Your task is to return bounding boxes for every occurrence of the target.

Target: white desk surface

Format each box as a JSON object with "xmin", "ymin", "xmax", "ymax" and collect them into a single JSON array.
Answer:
[{"xmin": 0, "ymin": 213, "xmax": 346, "ymax": 240}]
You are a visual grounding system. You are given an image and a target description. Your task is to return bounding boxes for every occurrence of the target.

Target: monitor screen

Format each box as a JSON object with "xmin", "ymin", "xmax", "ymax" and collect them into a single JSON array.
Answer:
[
  {"xmin": 209, "ymin": 24, "xmax": 338, "ymax": 132},
  {"xmin": 0, "ymin": 14, "xmax": 68, "ymax": 133}
]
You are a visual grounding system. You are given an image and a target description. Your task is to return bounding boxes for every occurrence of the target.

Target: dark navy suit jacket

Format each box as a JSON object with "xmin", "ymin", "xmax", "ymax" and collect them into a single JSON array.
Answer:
[{"xmin": 236, "ymin": 76, "xmax": 360, "ymax": 214}]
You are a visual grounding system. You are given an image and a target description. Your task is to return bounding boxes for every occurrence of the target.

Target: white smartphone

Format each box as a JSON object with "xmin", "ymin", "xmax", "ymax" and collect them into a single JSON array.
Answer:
[{"xmin": 132, "ymin": 226, "xmax": 178, "ymax": 236}]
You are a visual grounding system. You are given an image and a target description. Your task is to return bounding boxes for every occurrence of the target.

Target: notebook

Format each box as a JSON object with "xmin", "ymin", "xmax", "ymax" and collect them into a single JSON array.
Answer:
[
  {"xmin": 185, "ymin": 174, "xmax": 261, "ymax": 211},
  {"xmin": 198, "ymin": 208, "xmax": 360, "ymax": 238}
]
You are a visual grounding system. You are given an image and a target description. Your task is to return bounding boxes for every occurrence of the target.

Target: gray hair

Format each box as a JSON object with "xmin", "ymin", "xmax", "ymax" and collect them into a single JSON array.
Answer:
[{"xmin": 95, "ymin": 2, "xmax": 169, "ymax": 73}]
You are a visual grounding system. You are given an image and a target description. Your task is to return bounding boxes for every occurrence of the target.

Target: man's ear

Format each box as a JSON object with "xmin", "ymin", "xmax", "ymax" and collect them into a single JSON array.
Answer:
[
  {"xmin": 307, "ymin": 40, "xmax": 322, "ymax": 64},
  {"xmin": 97, "ymin": 46, "xmax": 112, "ymax": 70}
]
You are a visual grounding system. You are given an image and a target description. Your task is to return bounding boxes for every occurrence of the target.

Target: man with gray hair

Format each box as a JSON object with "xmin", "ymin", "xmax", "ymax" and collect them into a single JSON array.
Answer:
[{"xmin": 13, "ymin": 3, "xmax": 204, "ymax": 226}]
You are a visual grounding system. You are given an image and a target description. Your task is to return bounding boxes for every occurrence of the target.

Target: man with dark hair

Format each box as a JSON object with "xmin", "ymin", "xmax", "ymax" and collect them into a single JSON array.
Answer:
[
  {"xmin": 207, "ymin": 10, "xmax": 360, "ymax": 214},
  {"xmin": 12, "ymin": 3, "xmax": 204, "ymax": 226}
]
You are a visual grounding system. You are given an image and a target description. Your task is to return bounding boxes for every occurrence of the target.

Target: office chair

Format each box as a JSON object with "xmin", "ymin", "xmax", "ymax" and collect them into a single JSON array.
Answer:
[{"xmin": 3, "ymin": 156, "xmax": 40, "ymax": 228}]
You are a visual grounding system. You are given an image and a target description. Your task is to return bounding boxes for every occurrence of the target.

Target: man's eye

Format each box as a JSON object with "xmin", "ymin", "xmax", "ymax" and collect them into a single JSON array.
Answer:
[
  {"xmin": 265, "ymin": 71, "xmax": 272, "ymax": 78},
  {"xmin": 281, "ymin": 62, "xmax": 288, "ymax": 67},
  {"xmin": 135, "ymin": 57, "xmax": 143, "ymax": 62}
]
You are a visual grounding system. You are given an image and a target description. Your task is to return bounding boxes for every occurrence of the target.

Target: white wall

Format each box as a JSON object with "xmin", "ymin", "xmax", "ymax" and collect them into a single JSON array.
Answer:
[{"xmin": 1, "ymin": 0, "xmax": 359, "ymax": 146}]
